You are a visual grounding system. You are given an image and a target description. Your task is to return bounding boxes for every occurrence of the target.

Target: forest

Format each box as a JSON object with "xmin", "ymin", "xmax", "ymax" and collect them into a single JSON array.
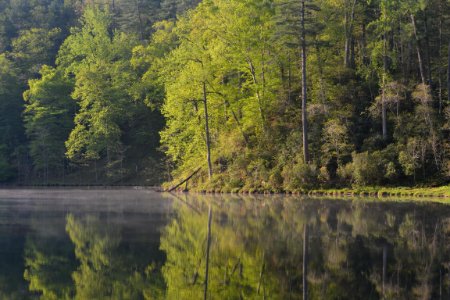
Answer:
[{"xmin": 0, "ymin": 0, "xmax": 449, "ymax": 191}]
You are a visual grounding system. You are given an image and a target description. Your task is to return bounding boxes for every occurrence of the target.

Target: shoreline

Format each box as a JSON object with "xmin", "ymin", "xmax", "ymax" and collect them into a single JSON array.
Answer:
[
  {"xmin": 1, "ymin": 185, "xmax": 449, "ymax": 202},
  {"xmin": 165, "ymin": 185, "xmax": 450, "ymax": 202}
]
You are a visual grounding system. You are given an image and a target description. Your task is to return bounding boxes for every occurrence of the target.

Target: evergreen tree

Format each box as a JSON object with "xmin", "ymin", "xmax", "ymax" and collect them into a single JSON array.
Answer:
[{"xmin": 23, "ymin": 66, "xmax": 75, "ymax": 182}]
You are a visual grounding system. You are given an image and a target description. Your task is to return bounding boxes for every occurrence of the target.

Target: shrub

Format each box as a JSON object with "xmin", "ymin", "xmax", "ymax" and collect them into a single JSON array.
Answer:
[
  {"xmin": 337, "ymin": 162, "xmax": 353, "ymax": 183},
  {"xmin": 351, "ymin": 151, "xmax": 384, "ymax": 186},
  {"xmin": 282, "ymin": 155, "xmax": 318, "ymax": 190},
  {"xmin": 351, "ymin": 147, "xmax": 400, "ymax": 186}
]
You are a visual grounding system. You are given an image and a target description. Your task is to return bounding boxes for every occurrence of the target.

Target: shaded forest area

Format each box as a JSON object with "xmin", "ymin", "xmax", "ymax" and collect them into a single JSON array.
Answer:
[{"xmin": 0, "ymin": 0, "xmax": 449, "ymax": 190}]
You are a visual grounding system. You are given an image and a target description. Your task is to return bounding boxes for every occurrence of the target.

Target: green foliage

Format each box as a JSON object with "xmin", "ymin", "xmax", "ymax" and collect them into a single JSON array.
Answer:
[
  {"xmin": 351, "ymin": 151, "xmax": 384, "ymax": 186},
  {"xmin": 0, "ymin": 145, "xmax": 14, "ymax": 181},
  {"xmin": 11, "ymin": 28, "xmax": 62, "ymax": 76},
  {"xmin": 154, "ymin": 0, "xmax": 449, "ymax": 190},
  {"xmin": 59, "ymin": 7, "xmax": 139, "ymax": 166},
  {"xmin": 281, "ymin": 155, "xmax": 318, "ymax": 191},
  {"xmin": 159, "ymin": 195, "xmax": 450, "ymax": 299},
  {"xmin": 65, "ymin": 213, "xmax": 166, "ymax": 299},
  {"xmin": 350, "ymin": 147, "xmax": 399, "ymax": 186},
  {"xmin": 23, "ymin": 237, "xmax": 75, "ymax": 300},
  {"xmin": 0, "ymin": 54, "xmax": 23, "ymax": 181},
  {"xmin": 0, "ymin": 0, "xmax": 449, "ymax": 187},
  {"xmin": 23, "ymin": 66, "xmax": 75, "ymax": 176}
]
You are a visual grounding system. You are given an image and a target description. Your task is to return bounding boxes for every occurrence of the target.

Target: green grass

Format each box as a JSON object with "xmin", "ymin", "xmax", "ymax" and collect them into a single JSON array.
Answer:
[
  {"xmin": 167, "ymin": 183, "xmax": 450, "ymax": 204},
  {"xmin": 307, "ymin": 185, "xmax": 450, "ymax": 201}
]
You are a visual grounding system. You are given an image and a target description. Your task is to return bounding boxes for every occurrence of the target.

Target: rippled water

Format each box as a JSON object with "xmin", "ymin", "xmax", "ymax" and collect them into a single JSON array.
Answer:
[{"xmin": 0, "ymin": 189, "xmax": 448, "ymax": 299}]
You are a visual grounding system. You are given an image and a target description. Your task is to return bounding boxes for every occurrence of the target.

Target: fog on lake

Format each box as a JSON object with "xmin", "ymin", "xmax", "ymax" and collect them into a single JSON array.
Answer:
[{"xmin": 0, "ymin": 189, "xmax": 448, "ymax": 299}]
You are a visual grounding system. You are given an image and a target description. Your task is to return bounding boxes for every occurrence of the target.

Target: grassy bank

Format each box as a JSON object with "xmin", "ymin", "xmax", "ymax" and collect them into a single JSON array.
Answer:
[
  {"xmin": 307, "ymin": 186, "xmax": 450, "ymax": 199},
  {"xmin": 166, "ymin": 183, "xmax": 450, "ymax": 202}
]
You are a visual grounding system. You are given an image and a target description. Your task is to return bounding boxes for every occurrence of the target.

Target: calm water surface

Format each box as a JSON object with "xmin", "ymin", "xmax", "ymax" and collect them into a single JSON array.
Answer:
[{"xmin": 0, "ymin": 189, "xmax": 448, "ymax": 299}]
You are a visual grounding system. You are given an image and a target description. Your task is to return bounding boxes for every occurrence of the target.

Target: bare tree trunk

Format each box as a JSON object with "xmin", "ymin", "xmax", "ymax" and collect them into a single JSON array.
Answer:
[
  {"xmin": 448, "ymin": 40, "xmax": 450, "ymax": 103},
  {"xmin": 382, "ymin": 37, "xmax": 388, "ymax": 140},
  {"xmin": 411, "ymin": 14, "xmax": 426, "ymax": 85},
  {"xmin": 203, "ymin": 82, "xmax": 213, "ymax": 179},
  {"xmin": 316, "ymin": 43, "xmax": 327, "ymax": 112},
  {"xmin": 288, "ymin": 53, "xmax": 292, "ymax": 104},
  {"xmin": 423, "ymin": 11, "xmax": 432, "ymax": 85},
  {"xmin": 344, "ymin": 11, "xmax": 349, "ymax": 67},
  {"xmin": 95, "ymin": 160, "xmax": 98, "ymax": 183},
  {"xmin": 228, "ymin": 104, "xmax": 249, "ymax": 145},
  {"xmin": 361, "ymin": 23, "xmax": 368, "ymax": 65},
  {"xmin": 382, "ymin": 89, "xmax": 387, "ymax": 139},
  {"xmin": 300, "ymin": 0, "xmax": 309, "ymax": 163},
  {"xmin": 62, "ymin": 157, "xmax": 65, "ymax": 185},
  {"xmin": 167, "ymin": 168, "xmax": 201, "ymax": 192},
  {"xmin": 344, "ymin": 0, "xmax": 357, "ymax": 68},
  {"xmin": 135, "ymin": 0, "xmax": 144, "ymax": 41},
  {"xmin": 438, "ymin": 4, "xmax": 443, "ymax": 114},
  {"xmin": 248, "ymin": 59, "xmax": 266, "ymax": 131}
]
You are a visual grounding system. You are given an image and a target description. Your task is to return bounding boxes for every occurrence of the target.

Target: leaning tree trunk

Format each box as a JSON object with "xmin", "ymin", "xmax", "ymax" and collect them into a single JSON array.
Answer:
[
  {"xmin": 300, "ymin": 0, "xmax": 310, "ymax": 163},
  {"xmin": 203, "ymin": 82, "xmax": 213, "ymax": 179}
]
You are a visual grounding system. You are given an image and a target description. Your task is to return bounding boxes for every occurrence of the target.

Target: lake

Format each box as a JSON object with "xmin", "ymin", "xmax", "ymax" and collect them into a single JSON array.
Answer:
[{"xmin": 0, "ymin": 189, "xmax": 448, "ymax": 299}]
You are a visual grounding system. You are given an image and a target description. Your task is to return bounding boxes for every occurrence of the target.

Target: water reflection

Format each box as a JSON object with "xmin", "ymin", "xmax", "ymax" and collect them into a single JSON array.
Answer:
[
  {"xmin": 162, "ymin": 194, "xmax": 450, "ymax": 299},
  {"xmin": 24, "ymin": 218, "xmax": 75, "ymax": 299},
  {"xmin": 0, "ymin": 190, "xmax": 448, "ymax": 299}
]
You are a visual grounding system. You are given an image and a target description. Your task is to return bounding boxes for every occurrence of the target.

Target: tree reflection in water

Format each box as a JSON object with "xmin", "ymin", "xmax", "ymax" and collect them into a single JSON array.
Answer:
[
  {"xmin": 23, "ymin": 213, "xmax": 166, "ymax": 299},
  {"xmin": 160, "ymin": 194, "xmax": 450, "ymax": 300},
  {"xmin": 18, "ymin": 194, "xmax": 450, "ymax": 299}
]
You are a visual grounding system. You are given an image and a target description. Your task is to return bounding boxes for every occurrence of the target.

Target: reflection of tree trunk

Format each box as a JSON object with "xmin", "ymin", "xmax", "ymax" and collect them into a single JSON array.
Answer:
[
  {"xmin": 396, "ymin": 264, "xmax": 400, "ymax": 296},
  {"xmin": 382, "ymin": 245, "xmax": 387, "ymax": 297},
  {"xmin": 204, "ymin": 206, "xmax": 212, "ymax": 300},
  {"xmin": 257, "ymin": 253, "xmax": 265, "ymax": 295},
  {"xmin": 303, "ymin": 224, "xmax": 308, "ymax": 300},
  {"xmin": 229, "ymin": 258, "xmax": 241, "ymax": 281}
]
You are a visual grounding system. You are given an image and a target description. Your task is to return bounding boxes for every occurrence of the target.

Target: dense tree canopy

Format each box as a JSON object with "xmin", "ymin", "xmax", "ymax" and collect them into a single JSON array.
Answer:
[{"xmin": 0, "ymin": 0, "xmax": 448, "ymax": 188}]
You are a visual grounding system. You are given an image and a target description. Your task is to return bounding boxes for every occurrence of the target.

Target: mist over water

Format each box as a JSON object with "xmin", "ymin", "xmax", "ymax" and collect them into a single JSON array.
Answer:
[{"xmin": 0, "ymin": 189, "xmax": 448, "ymax": 299}]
